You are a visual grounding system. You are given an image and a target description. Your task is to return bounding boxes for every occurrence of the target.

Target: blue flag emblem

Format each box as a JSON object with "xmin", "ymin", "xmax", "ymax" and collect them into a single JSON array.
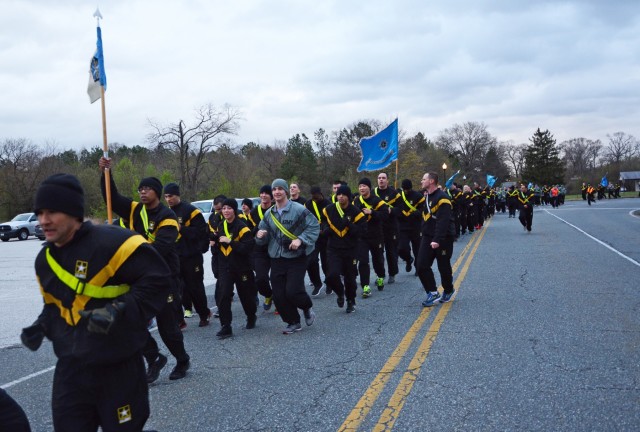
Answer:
[
  {"xmin": 357, "ymin": 119, "xmax": 399, "ymax": 172},
  {"xmin": 486, "ymin": 174, "xmax": 497, "ymax": 187},
  {"xmin": 87, "ymin": 26, "xmax": 107, "ymax": 103}
]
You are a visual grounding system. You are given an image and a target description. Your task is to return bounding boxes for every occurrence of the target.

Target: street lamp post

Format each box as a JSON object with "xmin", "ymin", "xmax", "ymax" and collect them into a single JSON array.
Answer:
[{"xmin": 442, "ymin": 163, "xmax": 447, "ymax": 184}]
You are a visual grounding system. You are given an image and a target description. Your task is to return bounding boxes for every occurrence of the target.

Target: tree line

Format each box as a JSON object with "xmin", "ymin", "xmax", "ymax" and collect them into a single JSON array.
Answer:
[{"xmin": 1, "ymin": 103, "xmax": 638, "ymax": 221}]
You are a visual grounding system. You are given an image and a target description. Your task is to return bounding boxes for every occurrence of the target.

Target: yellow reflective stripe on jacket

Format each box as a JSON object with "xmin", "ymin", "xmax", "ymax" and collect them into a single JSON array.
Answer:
[
  {"xmin": 147, "ymin": 219, "xmax": 180, "ymax": 244},
  {"xmin": 39, "ymin": 237, "xmax": 143, "ymax": 326},
  {"xmin": 45, "ymin": 248, "xmax": 131, "ymax": 299},
  {"xmin": 358, "ymin": 195, "xmax": 372, "ymax": 209},
  {"xmin": 312, "ymin": 201, "xmax": 322, "ymax": 221},
  {"xmin": 401, "ymin": 191, "xmax": 419, "ymax": 215},
  {"xmin": 184, "ymin": 209, "xmax": 200, "ymax": 227},
  {"xmin": 220, "ymin": 226, "xmax": 250, "ymax": 256},
  {"xmin": 422, "ymin": 198, "xmax": 452, "ymax": 222},
  {"xmin": 518, "ymin": 192, "xmax": 533, "ymax": 204},
  {"xmin": 91, "ymin": 235, "xmax": 147, "ymax": 286},
  {"xmin": 324, "ymin": 206, "xmax": 348, "ymax": 237},
  {"xmin": 223, "ymin": 220, "xmax": 233, "ymax": 240},
  {"xmin": 374, "ymin": 187, "xmax": 398, "ymax": 207},
  {"xmin": 270, "ymin": 212, "xmax": 298, "ymax": 240},
  {"xmin": 38, "ymin": 275, "xmax": 90, "ymax": 326},
  {"xmin": 323, "ymin": 206, "xmax": 364, "ymax": 238}
]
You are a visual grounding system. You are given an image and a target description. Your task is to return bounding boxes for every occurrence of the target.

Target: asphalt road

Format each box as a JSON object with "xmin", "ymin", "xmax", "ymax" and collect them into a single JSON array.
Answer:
[{"xmin": 1, "ymin": 198, "xmax": 639, "ymax": 431}]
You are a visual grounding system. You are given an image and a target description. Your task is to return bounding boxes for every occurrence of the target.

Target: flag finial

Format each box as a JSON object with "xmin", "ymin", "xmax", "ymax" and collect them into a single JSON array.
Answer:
[{"xmin": 93, "ymin": 7, "xmax": 103, "ymax": 20}]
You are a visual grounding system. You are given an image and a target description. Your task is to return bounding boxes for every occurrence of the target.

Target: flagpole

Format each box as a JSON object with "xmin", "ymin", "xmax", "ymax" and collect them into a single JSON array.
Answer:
[
  {"xmin": 394, "ymin": 158, "xmax": 398, "ymax": 189},
  {"xmin": 93, "ymin": 8, "xmax": 112, "ymax": 224},
  {"xmin": 100, "ymin": 86, "xmax": 113, "ymax": 224}
]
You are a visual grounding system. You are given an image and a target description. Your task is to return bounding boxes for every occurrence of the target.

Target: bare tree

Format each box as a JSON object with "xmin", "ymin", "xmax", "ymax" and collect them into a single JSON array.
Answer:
[
  {"xmin": 147, "ymin": 103, "xmax": 242, "ymax": 200},
  {"xmin": 501, "ymin": 141, "xmax": 526, "ymax": 180},
  {"xmin": 604, "ymin": 132, "xmax": 638, "ymax": 165},
  {"xmin": 435, "ymin": 121, "xmax": 497, "ymax": 180},
  {"xmin": 0, "ymin": 138, "xmax": 55, "ymax": 218},
  {"xmin": 561, "ymin": 138, "xmax": 602, "ymax": 178}
]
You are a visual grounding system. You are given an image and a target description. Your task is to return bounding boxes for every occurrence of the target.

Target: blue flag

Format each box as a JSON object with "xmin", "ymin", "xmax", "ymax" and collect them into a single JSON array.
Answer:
[
  {"xmin": 357, "ymin": 119, "xmax": 398, "ymax": 172},
  {"xmin": 600, "ymin": 174, "xmax": 608, "ymax": 187},
  {"xmin": 486, "ymin": 174, "xmax": 497, "ymax": 187},
  {"xmin": 445, "ymin": 170, "xmax": 460, "ymax": 188},
  {"xmin": 87, "ymin": 26, "xmax": 107, "ymax": 103}
]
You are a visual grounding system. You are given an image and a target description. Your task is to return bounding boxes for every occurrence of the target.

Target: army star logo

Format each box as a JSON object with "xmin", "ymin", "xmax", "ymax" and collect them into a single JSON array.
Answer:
[
  {"xmin": 75, "ymin": 261, "xmax": 88, "ymax": 279},
  {"xmin": 117, "ymin": 405, "xmax": 132, "ymax": 423},
  {"xmin": 177, "ymin": 217, "xmax": 183, "ymax": 224},
  {"xmin": 148, "ymin": 221, "xmax": 156, "ymax": 231},
  {"xmin": 242, "ymin": 274, "xmax": 248, "ymax": 282}
]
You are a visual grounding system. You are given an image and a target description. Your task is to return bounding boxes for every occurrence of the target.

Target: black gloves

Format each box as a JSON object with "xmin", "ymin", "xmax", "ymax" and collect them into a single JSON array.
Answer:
[
  {"xmin": 79, "ymin": 301, "xmax": 126, "ymax": 335},
  {"xmin": 21, "ymin": 320, "xmax": 46, "ymax": 351}
]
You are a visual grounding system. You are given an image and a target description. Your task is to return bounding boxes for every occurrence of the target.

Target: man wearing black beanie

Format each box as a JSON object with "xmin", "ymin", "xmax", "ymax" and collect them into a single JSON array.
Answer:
[
  {"xmin": 163, "ymin": 183, "xmax": 212, "ymax": 327},
  {"xmin": 25, "ymin": 173, "xmax": 170, "ymax": 431},
  {"xmin": 322, "ymin": 184, "xmax": 367, "ymax": 313},
  {"xmin": 210, "ymin": 197, "xmax": 258, "ymax": 338},
  {"xmin": 99, "ymin": 157, "xmax": 191, "ymax": 382},
  {"xmin": 353, "ymin": 177, "xmax": 389, "ymax": 298}
]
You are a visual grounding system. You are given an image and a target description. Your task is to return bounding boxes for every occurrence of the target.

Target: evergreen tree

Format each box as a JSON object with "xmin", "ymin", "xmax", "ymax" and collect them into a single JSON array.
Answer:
[
  {"xmin": 280, "ymin": 133, "xmax": 319, "ymax": 187},
  {"xmin": 522, "ymin": 128, "xmax": 565, "ymax": 185}
]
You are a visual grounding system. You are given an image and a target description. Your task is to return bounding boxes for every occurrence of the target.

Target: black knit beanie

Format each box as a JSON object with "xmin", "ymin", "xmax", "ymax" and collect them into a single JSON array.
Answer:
[
  {"xmin": 34, "ymin": 173, "xmax": 85, "ymax": 219},
  {"xmin": 401, "ymin": 179, "xmax": 413, "ymax": 190},
  {"xmin": 138, "ymin": 177, "xmax": 163, "ymax": 198},
  {"xmin": 241, "ymin": 198, "xmax": 253, "ymax": 209},
  {"xmin": 259, "ymin": 184, "xmax": 273, "ymax": 198},
  {"xmin": 221, "ymin": 198, "xmax": 238, "ymax": 212},
  {"xmin": 163, "ymin": 182, "xmax": 180, "ymax": 196},
  {"xmin": 358, "ymin": 177, "xmax": 372, "ymax": 189},
  {"xmin": 336, "ymin": 185, "xmax": 352, "ymax": 200}
]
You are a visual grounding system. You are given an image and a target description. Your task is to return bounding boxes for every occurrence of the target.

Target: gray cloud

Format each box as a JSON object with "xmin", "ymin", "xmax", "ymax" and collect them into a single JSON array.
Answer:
[{"xmin": 0, "ymin": 0, "xmax": 638, "ymax": 150}]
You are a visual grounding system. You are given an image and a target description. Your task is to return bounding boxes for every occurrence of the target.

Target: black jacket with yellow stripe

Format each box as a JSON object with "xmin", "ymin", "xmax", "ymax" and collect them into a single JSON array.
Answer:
[
  {"xmin": 421, "ymin": 189, "xmax": 454, "ymax": 244},
  {"xmin": 517, "ymin": 189, "xmax": 535, "ymax": 209},
  {"xmin": 352, "ymin": 193, "xmax": 389, "ymax": 239},
  {"xmin": 393, "ymin": 189, "xmax": 425, "ymax": 231},
  {"xmin": 214, "ymin": 216, "xmax": 254, "ymax": 273},
  {"xmin": 35, "ymin": 222, "xmax": 170, "ymax": 365},
  {"xmin": 101, "ymin": 174, "xmax": 180, "ymax": 277},
  {"xmin": 170, "ymin": 200, "xmax": 208, "ymax": 257},
  {"xmin": 322, "ymin": 202, "xmax": 366, "ymax": 251}
]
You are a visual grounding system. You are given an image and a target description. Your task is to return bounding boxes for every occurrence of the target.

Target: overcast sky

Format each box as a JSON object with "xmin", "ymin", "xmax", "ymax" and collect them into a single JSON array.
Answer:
[{"xmin": 1, "ymin": 0, "xmax": 639, "ymax": 152}]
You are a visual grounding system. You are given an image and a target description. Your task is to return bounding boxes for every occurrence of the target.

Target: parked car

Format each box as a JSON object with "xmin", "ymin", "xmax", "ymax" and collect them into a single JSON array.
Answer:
[
  {"xmin": 34, "ymin": 223, "xmax": 45, "ymax": 240},
  {"xmin": 191, "ymin": 199, "xmax": 214, "ymax": 221},
  {"xmin": 0, "ymin": 212, "xmax": 39, "ymax": 241}
]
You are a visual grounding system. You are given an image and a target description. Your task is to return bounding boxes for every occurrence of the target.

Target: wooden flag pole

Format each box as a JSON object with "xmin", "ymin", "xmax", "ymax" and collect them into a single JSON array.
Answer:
[
  {"xmin": 394, "ymin": 158, "xmax": 399, "ymax": 189},
  {"xmin": 100, "ymin": 85, "xmax": 113, "ymax": 224}
]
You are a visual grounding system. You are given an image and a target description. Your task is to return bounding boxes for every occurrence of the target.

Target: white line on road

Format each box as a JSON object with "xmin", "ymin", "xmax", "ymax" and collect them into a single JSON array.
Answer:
[
  {"xmin": 1, "ymin": 366, "xmax": 55, "ymax": 389},
  {"xmin": 544, "ymin": 209, "xmax": 640, "ymax": 268},
  {"xmin": 1, "ymin": 327, "xmax": 160, "ymax": 389}
]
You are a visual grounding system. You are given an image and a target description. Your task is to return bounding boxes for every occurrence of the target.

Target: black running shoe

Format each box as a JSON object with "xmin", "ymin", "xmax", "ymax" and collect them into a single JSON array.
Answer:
[{"xmin": 146, "ymin": 353, "xmax": 167, "ymax": 384}]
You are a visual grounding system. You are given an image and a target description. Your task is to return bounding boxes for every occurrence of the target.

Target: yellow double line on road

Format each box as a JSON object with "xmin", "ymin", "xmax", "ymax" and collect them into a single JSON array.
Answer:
[{"xmin": 339, "ymin": 220, "xmax": 491, "ymax": 431}]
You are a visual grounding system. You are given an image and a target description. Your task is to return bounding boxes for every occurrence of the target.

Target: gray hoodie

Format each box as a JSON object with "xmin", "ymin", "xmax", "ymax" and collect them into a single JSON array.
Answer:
[{"xmin": 255, "ymin": 200, "xmax": 319, "ymax": 259}]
